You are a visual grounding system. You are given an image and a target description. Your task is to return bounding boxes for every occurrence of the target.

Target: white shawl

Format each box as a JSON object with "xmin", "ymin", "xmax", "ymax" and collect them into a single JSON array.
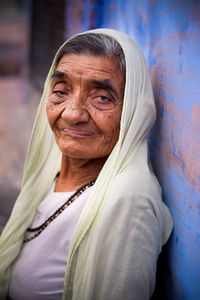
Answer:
[{"xmin": 0, "ymin": 28, "xmax": 173, "ymax": 299}]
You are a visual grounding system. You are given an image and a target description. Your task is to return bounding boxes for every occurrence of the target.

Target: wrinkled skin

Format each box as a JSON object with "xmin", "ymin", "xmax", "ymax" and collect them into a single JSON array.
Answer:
[
  {"xmin": 46, "ymin": 54, "xmax": 124, "ymax": 191},
  {"xmin": 47, "ymin": 54, "xmax": 124, "ymax": 159}
]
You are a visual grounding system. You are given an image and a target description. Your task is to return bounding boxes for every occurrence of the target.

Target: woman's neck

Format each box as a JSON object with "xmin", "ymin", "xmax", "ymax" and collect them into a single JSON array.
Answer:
[{"xmin": 54, "ymin": 155, "xmax": 107, "ymax": 192}]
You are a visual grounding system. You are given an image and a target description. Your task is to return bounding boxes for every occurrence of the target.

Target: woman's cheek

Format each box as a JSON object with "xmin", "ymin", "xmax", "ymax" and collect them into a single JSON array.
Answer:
[
  {"xmin": 98, "ymin": 110, "xmax": 121, "ymax": 147},
  {"xmin": 46, "ymin": 102, "xmax": 59, "ymax": 130}
]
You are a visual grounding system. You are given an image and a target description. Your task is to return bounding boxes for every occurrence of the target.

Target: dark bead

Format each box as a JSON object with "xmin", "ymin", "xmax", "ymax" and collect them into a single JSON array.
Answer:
[{"xmin": 24, "ymin": 179, "xmax": 96, "ymax": 243}]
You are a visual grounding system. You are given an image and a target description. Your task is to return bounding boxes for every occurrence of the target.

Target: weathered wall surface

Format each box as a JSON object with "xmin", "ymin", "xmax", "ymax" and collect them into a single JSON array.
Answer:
[
  {"xmin": 65, "ymin": 0, "xmax": 200, "ymax": 299},
  {"xmin": 149, "ymin": 1, "xmax": 200, "ymax": 299},
  {"xmin": 0, "ymin": 1, "xmax": 39, "ymax": 230},
  {"xmin": 31, "ymin": 0, "xmax": 66, "ymax": 90}
]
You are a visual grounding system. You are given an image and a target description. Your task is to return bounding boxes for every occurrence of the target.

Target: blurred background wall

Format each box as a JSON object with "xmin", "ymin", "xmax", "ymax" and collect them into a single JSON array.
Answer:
[
  {"xmin": 0, "ymin": 0, "xmax": 199, "ymax": 299},
  {"xmin": 0, "ymin": 0, "xmax": 36, "ymax": 229}
]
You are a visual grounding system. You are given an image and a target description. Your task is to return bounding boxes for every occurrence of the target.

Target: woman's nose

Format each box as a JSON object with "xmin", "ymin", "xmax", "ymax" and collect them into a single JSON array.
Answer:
[{"xmin": 61, "ymin": 98, "xmax": 89, "ymax": 124}]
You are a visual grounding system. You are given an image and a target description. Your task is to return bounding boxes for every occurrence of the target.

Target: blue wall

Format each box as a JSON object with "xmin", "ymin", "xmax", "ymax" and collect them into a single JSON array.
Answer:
[
  {"xmin": 65, "ymin": 1, "xmax": 200, "ymax": 298},
  {"xmin": 149, "ymin": 1, "xmax": 200, "ymax": 299}
]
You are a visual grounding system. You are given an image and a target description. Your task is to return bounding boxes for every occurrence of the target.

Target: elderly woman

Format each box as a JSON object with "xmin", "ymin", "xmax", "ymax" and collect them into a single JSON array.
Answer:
[{"xmin": 0, "ymin": 29, "xmax": 173, "ymax": 300}]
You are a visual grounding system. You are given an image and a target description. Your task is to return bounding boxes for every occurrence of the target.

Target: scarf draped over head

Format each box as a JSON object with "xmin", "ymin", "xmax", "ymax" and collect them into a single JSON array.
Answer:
[{"xmin": 0, "ymin": 28, "xmax": 173, "ymax": 299}]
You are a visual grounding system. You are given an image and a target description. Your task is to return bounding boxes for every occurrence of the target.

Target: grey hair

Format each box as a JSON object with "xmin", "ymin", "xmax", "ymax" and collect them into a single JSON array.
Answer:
[{"xmin": 55, "ymin": 33, "xmax": 126, "ymax": 76}]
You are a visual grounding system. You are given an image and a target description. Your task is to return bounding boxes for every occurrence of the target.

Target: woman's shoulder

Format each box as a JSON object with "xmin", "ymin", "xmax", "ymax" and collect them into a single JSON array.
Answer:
[
  {"xmin": 110, "ymin": 166, "xmax": 161, "ymax": 201},
  {"xmin": 107, "ymin": 167, "xmax": 173, "ymax": 245}
]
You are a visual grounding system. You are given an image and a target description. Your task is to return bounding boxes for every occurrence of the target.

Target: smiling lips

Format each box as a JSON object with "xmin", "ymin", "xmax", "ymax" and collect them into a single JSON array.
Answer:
[{"xmin": 60, "ymin": 128, "xmax": 96, "ymax": 137}]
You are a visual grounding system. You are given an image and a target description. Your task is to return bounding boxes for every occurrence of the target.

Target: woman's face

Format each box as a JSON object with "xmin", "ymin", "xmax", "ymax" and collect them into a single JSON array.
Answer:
[{"xmin": 46, "ymin": 53, "xmax": 124, "ymax": 160}]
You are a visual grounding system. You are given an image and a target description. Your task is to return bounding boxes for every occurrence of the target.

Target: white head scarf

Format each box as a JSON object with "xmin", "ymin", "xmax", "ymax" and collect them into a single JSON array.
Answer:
[{"xmin": 0, "ymin": 28, "xmax": 173, "ymax": 299}]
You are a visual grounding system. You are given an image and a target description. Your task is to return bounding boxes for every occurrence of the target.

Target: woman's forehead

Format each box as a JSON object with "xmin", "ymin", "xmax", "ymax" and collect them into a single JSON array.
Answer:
[{"xmin": 53, "ymin": 54, "xmax": 125, "ymax": 95}]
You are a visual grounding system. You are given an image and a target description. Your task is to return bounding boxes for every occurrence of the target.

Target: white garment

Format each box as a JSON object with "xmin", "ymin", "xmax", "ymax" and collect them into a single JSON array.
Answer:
[{"xmin": 9, "ymin": 183, "xmax": 93, "ymax": 300}]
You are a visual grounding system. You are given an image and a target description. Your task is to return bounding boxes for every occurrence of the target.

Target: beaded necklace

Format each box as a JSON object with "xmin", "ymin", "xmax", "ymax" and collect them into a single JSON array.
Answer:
[{"xmin": 24, "ymin": 179, "xmax": 96, "ymax": 243}]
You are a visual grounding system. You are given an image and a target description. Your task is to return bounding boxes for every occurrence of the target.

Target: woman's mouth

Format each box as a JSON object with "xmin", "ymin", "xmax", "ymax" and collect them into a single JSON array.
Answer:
[{"xmin": 59, "ymin": 128, "xmax": 95, "ymax": 137}]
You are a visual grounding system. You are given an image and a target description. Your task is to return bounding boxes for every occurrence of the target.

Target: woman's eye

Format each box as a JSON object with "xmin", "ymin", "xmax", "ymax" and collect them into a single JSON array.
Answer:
[
  {"xmin": 91, "ymin": 94, "xmax": 114, "ymax": 110},
  {"xmin": 99, "ymin": 96, "xmax": 109, "ymax": 101},
  {"xmin": 53, "ymin": 90, "xmax": 65, "ymax": 96},
  {"xmin": 49, "ymin": 88, "xmax": 68, "ymax": 104},
  {"xmin": 96, "ymin": 95, "xmax": 112, "ymax": 102}
]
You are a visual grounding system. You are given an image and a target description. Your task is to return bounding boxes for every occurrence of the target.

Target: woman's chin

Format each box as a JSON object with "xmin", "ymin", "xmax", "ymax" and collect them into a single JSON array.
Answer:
[{"xmin": 58, "ymin": 146, "xmax": 109, "ymax": 161}]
